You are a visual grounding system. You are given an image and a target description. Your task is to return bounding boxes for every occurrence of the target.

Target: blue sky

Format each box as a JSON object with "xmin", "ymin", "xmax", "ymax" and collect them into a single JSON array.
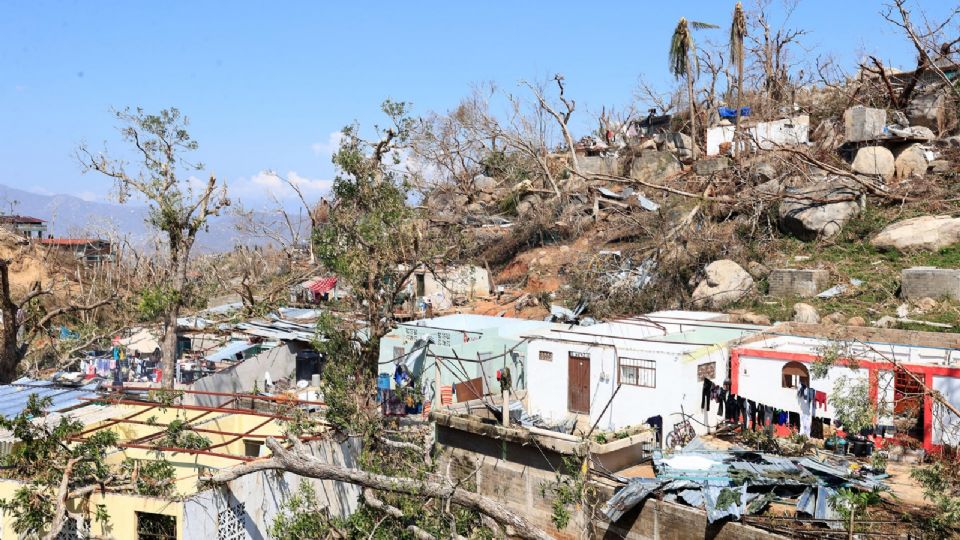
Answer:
[{"xmin": 0, "ymin": 0, "xmax": 952, "ymax": 209}]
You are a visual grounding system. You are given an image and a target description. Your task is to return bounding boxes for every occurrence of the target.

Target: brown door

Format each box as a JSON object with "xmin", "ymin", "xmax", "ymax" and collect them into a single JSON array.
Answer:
[
  {"xmin": 568, "ymin": 353, "xmax": 590, "ymax": 414},
  {"xmin": 454, "ymin": 377, "xmax": 484, "ymax": 403}
]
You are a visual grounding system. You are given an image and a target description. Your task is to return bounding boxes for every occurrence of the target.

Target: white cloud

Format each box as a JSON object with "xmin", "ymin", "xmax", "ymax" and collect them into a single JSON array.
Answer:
[
  {"xmin": 311, "ymin": 131, "xmax": 345, "ymax": 157},
  {"xmin": 231, "ymin": 170, "xmax": 333, "ymax": 210},
  {"xmin": 75, "ymin": 191, "xmax": 99, "ymax": 202}
]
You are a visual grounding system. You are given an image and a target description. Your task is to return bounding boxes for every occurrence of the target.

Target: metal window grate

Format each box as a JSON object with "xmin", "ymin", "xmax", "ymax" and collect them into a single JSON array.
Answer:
[
  {"xmin": 218, "ymin": 502, "xmax": 247, "ymax": 540},
  {"xmin": 539, "ymin": 351, "xmax": 553, "ymax": 362},
  {"xmin": 619, "ymin": 358, "xmax": 656, "ymax": 388}
]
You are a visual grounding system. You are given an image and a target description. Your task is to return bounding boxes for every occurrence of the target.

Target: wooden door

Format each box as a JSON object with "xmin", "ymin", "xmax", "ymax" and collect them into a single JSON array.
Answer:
[{"xmin": 568, "ymin": 353, "xmax": 590, "ymax": 414}]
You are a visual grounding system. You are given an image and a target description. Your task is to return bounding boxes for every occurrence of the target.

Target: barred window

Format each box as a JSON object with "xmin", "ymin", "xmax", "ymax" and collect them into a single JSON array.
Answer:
[
  {"xmin": 436, "ymin": 332, "xmax": 451, "ymax": 347},
  {"xmin": 619, "ymin": 358, "xmax": 655, "ymax": 388},
  {"xmin": 539, "ymin": 351, "xmax": 553, "ymax": 362},
  {"xmin": 393, "ymin": 347, "xmax": 405, "ymax": 360}
]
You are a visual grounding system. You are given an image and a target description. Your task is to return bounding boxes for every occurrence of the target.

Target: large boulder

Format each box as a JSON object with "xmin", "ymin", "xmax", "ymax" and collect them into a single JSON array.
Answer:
[
  {"xmin": 894, "ymin": 143, "xmax": 927, "ymax": 179},
  {"xmin": 473, "ymin": 175, "xmax": 498, "ymax": 193},
  {"xmin": 871, "ymin": 215, "xmax": 960, "ymax": 251},
  {"xmin": 793, "ymin": 303, "xmax": 821, "ymax": 324},
  {"xmin": 851, "ymin": 146, "xmax": 895, "ymax": 180},
  {"xmin": 692, "ymin": 260, "xmax": 754, "ymax": 308},
  {"xmin": 630, "ymin": 151, "xmax": 680, "ymax": 182},
  {"xmin": 778, "ymin": 178, "xmax": 863, "ymax": 240}
]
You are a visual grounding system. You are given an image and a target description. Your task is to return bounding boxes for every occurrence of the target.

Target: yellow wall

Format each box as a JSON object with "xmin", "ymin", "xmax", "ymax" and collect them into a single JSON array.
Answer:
[
  {"xmin": 0, "ymin": 404, "xmax": 293, "ymax": 538},
  {"xmin": 0, "ymin": 480, "xmax": 183, "ymax": 540},
  {"xmin": 85, "ymin": 404, "xmax": 288, "ymax": 494}
]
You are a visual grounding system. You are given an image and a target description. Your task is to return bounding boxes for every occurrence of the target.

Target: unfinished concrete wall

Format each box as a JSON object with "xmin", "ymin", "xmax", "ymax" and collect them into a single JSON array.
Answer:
[
  {"xmin": 437, "ymin": 419, "xmax": 781, "ymax": 540},
  {"xmin": 189, "ymin": 342, "xmax": 307, "ymax": 407},
  {"xmin": 439, "ymin": 443, "xmax": 783, "ymax": 540},
  {"xmin": 767, "ymin": 269, "xmax": 829, "ymax": 298},
  {"xmin": 901, "ymin": 267, "xmax": 960, "ymax": 300},
  {"xmin": 182, "ymin": 436, "xmax": 362, "ymax": 537}
]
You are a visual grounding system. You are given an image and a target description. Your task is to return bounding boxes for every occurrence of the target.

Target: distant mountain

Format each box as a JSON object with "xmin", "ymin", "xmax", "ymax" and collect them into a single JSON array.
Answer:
[{"xmin": 0, "ymin": 183, "xmax": 285, "ymax": 252}]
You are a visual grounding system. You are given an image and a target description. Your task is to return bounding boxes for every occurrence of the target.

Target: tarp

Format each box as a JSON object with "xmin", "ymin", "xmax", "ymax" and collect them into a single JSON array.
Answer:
[
  {"xmin": 718, "ymin": 106, "xmax": 752, "ymax": 118},
  {"xmin": 307, "ymin": 277, "xmax": 337, "ymax": 295}
]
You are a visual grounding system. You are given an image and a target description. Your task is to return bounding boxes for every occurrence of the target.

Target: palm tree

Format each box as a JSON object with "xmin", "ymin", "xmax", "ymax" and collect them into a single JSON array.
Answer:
[
  {"xmin": 730, "ymin": 2, "xmax": 747, "ymax": 160},
  {"xmin": 669, "ymin": 18, "xmax": 718, "ymax": 158}
]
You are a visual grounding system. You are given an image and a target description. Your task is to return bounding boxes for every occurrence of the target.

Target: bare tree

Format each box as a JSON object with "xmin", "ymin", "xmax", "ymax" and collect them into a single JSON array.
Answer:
[{"xmin": 78, "ymin": 107, "xmax": 229, "ymax": 388}]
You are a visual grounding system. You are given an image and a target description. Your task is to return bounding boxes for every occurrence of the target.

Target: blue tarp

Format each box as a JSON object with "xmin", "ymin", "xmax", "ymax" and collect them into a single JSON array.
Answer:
[{"xmin": 718, "ymin": 106, "xmax": 752, "ymax": 118}]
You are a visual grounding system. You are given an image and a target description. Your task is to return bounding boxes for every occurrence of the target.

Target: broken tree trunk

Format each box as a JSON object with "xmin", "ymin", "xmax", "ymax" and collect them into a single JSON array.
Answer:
[{"xmin": 207, "ymin": 436, "xmax": 554, "ymax": 540}]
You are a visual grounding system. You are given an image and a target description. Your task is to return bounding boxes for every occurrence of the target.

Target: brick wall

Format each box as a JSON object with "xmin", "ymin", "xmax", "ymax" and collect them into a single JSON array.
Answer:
[
  {"xmin": 901, "ymin": 267, "xmax": 960, "ymax": 300},
  {"xmin": 767, "ymin": 269, "xmax": 829, "ymax": 298}
]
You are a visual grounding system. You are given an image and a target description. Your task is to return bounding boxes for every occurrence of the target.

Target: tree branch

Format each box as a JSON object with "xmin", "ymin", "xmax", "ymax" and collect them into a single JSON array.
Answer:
[{"xmin": 207, "ymin": 436, "xmax": 553, "ymax": 540}]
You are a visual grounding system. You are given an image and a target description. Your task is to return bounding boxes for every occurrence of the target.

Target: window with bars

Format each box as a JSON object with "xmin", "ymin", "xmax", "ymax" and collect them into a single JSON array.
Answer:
[
  {"xmin": 393, "ymin": 346, "xmax": 405, "ymax": 360},
  {"xmin": 619, "ymin": 358, "xmax": 656, "ymax": 388},
  {"xmin": 436, "ymin": 332, "xmax": 451, "ymax": 347},
  {"xmin": 136, "ymin": 512, "xmax": 177, "ymax": 540},
  {"xmin": 539, "ymin": 351, "xmax": 553, "ymax": 362}
]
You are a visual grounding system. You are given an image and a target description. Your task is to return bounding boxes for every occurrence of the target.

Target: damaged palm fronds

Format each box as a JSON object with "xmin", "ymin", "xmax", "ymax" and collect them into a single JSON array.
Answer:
[{"xmin": 602, "ymin": 446, "xmax": 889, "ymax": 526}]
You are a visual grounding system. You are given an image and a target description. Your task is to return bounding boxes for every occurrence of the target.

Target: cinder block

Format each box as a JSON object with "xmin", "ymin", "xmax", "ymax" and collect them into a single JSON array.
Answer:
[
  {"xmin": 901, "ymin": 267, "xmax": 960, "ymax": 300},
  {"xmin": 768, "ymin": 269, "xmax": 830, "ymax": 298},
  {"xmin": 844, "ymin": 106, "xmax": 886, "ymax": 143}
]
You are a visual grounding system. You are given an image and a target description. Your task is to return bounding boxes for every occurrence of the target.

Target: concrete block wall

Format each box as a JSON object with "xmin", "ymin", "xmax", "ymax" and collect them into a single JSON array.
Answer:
[
  {"xmin": 768, "ymin": 269, "xmax": 830, "ymax": 298},
  {"xmin": 901, "ymin": 267, "xmax": 960, "ymax": 300}
]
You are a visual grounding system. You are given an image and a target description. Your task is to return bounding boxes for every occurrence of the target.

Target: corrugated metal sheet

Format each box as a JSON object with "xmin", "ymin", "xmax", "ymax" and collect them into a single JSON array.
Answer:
[
  {"xmin": 204, "ymin": 340, "xmax": 258, "ymax": 362},
  {"xmin": 0, "ymin": 378, "xmax": 102, "ymax": 418}
]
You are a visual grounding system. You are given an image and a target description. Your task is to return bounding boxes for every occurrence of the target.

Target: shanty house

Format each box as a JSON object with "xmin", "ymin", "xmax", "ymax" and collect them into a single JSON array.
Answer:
[
  {"xmin": 290, "ymin": 276, "xmax": 340, "ymax": 304},
  {"xmin": 522, "ymin": 312, "xmax": 765, "ymax": 434},
  {"xmin": 39, "ymin": 237, "xmax": 113, "ymax": 263},
  {"xmin": 404, "ymin": 264, "xmax": 491, "ymax": 311},
  {"xmin": 379, "ymin": 314, "xmax": 558, "ymax": 407},
  {"xmin": 732, "ymin": 323, "xmax": 960, "ymax": 452}
]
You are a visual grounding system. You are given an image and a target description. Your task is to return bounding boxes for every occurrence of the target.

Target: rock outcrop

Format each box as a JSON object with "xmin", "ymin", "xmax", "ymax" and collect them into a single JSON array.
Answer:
[
  {"xmin": 692, "ymin": 260, "xmax": 754, "ymax": 308},
  {"xmin": 893, "ymin": 143, "xmax": 927, "ymax": 179},
  {"xmin": 778, "ymin": 178, "xmax": 863, "ymax": 240},
  {"xmin": 851, "ymin": 146, "xmax": 895, "ymax": 180},
  {"xmin": 872, "ymin": 215, "xmax": 960, "ymax": 251},
  {"xmin": 630, "ymin": 151, "xmax": 680, "ymax": 183}
]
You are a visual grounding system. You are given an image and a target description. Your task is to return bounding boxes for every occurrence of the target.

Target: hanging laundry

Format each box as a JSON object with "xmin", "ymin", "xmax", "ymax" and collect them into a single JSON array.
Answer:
[
  {"xmin": 394, "ymin": 364, "xmax": 412, "ymax": 387},
  {"xmin": 701, "ymin": 379, "xmax": 714, "ymax": 411},
  {"xmin": 814, "ymin": 390, "xmax": 827, "ymax": 410}
]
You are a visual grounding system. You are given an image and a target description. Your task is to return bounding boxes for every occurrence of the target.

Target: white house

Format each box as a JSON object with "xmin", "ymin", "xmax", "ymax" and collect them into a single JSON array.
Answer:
[
  {"xmin": 705, "ymin": 115, "xmax": 810, "ymax": 156},
  {"xmin": 521, "ymin": 311, "xmax": 766, "ymax": 435},
  {"xmin": 732, "ymin": 325, "xmax": 960, "ymax": 451}
]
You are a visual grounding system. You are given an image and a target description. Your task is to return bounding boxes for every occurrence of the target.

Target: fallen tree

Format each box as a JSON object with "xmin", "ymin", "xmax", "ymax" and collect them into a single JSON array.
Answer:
[{"xmin": 206, "ymin": 435, "xmax": 554, "ymax": 540}]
